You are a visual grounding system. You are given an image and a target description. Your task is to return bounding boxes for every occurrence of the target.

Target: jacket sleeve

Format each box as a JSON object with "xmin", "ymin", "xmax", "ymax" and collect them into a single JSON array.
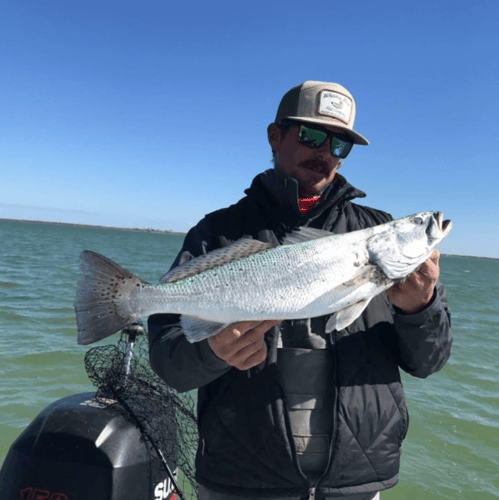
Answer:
[
  {"xmin": 147, "ymin": 217, "xmax": 232, "ymax": 393},
  {"xmin": 391, "ymin": 279, "xmax": 453, "ymax": 378},
  {"xmin": 148, "ymin": 314, "xmax": 231, "ymax": 393}
]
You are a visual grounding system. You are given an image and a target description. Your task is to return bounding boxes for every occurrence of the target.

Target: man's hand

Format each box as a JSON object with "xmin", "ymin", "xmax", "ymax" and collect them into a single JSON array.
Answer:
[
  {"xmin": 387, "ymin": 249, "xmax": 440, "ymax": 314},
  {"xmin": 208, "ymin": 320, "xmax": 279, "ymax": 371}
]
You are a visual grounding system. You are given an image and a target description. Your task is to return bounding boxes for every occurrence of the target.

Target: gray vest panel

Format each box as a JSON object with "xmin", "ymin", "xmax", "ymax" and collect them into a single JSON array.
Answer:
[{"xmin": 277, "ymin": 346, "xmax": 334, "ymax": 475}]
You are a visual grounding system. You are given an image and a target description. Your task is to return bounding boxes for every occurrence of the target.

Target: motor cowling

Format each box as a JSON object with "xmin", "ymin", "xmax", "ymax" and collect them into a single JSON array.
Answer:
[{"xmin": 0, "ymin": 392, "xmax": 177, "ymax": 500}]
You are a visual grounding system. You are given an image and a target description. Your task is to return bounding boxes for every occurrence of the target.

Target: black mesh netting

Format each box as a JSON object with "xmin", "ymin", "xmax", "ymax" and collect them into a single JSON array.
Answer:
[{"xmin": 84, "ymin": 324, "xmax": 199, "ymax": 500}]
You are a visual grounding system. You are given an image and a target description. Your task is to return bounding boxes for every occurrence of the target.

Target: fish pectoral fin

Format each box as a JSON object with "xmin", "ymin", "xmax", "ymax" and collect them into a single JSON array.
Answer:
[
  {"xmin": 343, "ymin": 264, "xmax": 387, "ymax": 288},
  {"xmin": 366, "ymin": 232, "xmax": 403, "ymax": 279},
  {"xmin": 180, "ymin": 315, "xmax": 229, "ymax": 343},
  {"xmin": 325, "ymin": 298, "xmax": 373, "ymax": 333}
]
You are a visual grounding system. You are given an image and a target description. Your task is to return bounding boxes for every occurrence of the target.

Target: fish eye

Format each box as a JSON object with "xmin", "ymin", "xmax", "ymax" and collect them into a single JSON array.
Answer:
[{"xmin": 414, "ymin": 216, "xmax": 424, "ymax": 225}]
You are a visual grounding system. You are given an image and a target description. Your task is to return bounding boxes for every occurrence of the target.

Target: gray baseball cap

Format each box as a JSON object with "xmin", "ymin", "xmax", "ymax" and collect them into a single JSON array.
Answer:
[{"xmin": 275, "ymin": 81, "xmax": 369, "ymax": 146}]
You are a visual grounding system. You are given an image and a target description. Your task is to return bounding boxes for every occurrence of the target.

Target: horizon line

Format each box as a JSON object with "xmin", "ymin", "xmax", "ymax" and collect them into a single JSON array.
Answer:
[
  {"xmin": 1, "ymin": 217, "xmax": 497, "ymax": 261},
  {"xmin": 0, "ymin": 217, "xmax": 187, "ymax": 236}
]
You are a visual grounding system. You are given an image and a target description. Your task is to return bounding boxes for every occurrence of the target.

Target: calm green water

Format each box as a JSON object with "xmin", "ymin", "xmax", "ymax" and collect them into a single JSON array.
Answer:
[{"xmin": 1, "ymin": 219, "xmax": 498, "ymax": 499}]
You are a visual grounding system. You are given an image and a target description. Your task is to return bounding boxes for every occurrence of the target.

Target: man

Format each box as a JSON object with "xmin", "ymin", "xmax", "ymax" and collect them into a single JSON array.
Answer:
[{"xmin": 148, "ymin": 81, "xmax": 452, "ymax": 500}]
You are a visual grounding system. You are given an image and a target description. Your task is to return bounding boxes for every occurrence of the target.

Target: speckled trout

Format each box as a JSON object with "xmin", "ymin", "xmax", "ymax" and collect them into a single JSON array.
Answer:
[{"xmin": 75, "ymin": 211, "xmax": 452, "ymax": 345}]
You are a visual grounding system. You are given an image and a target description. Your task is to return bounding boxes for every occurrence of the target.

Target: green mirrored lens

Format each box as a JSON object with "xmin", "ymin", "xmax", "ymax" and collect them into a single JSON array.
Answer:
[
  {"xmin": 298, "ymin": 126, "xmax": 327, "ymax": 148},
  {"xmin": 330, "ymin": 137, "xmax": 348, "ymax": 157}
]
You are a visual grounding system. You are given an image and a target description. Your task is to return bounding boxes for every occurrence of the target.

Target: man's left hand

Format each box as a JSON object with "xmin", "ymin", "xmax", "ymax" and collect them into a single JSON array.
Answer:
[{"xmin": 386, "ymin": 249, "xmax": 440, "ymax": 314}]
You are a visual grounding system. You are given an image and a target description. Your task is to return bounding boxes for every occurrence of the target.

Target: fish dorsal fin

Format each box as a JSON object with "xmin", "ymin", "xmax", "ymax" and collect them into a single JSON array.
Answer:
[
  {"xmin": 281, "ymin": 226, "xmax": 335, "ymax": 246},
  {"xmin": 159, "ymin": 238, "xmax": 275, "ymax": 284}
]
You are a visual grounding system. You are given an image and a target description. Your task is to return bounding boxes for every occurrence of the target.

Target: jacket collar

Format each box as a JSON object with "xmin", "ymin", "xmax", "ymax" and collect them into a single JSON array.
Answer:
[{"xmin": 244, "ymin": 168, "xmax": 366, "ymax": 226}]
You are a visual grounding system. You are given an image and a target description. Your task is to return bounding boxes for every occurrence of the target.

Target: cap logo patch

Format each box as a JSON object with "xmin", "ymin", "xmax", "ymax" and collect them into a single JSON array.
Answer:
[{"xmin": 318, "ymin": 90, "xmax": 353, "ymax": 124}]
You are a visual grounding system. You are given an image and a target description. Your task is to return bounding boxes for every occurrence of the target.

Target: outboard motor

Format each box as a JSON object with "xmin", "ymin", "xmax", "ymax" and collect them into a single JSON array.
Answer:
[
  {"xmin": 0, "ymin": 392, "xmax": 177, "ymax": 500},
  {"xmin": 0, "ymin": 323, "xmax": 190, "ymax": 500}
]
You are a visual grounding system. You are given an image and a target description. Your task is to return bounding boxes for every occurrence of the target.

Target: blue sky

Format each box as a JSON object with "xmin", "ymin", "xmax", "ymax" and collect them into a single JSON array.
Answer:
[{"xmin": 0, "ymin": 0, "xmax": 497, "ymax": 258}]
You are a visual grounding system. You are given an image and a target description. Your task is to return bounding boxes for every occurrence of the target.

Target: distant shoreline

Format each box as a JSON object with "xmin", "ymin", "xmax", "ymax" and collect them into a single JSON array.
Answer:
[
  {"xmin": 0, "ymin": 217, "xmax": 187, "ymax": 236},
  {"xmin": 440, "ymin": 253, "xmax": 498, "ymax": 261},
  {"xmin": 2, "ymin": 217, "xmax": 497, "ymax": 260}
]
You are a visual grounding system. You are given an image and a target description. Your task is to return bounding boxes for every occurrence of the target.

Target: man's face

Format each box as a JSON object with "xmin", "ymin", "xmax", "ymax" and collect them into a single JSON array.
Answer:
[{"xmin": 268, "ymin": 122, "xmax": 346, "ymax": 198}]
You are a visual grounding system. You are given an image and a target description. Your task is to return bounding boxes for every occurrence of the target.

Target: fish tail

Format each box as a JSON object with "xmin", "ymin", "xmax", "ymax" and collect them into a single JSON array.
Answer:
[{"xmin": 75, "ymin": 250, "xmax": 149, "ymax": 345}]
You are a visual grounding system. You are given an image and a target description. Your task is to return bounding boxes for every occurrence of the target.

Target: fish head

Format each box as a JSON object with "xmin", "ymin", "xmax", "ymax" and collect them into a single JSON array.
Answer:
[
  {"xmin": 392, "ymin": 211, "xmax": 453, "ymax": 258},
  {"xmin": 367, "ymin": 211, "xmax": 453, "ymax": 280}
]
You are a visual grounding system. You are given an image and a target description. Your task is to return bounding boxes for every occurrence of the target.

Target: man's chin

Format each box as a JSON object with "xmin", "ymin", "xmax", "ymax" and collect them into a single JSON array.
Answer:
[
  {"xmin": 297, "ymin": 179, "xmax": 324, "ymax": 197},
  {"xmin": 296, "ymin": 169, "xmax": 326, "ymax": 194}
]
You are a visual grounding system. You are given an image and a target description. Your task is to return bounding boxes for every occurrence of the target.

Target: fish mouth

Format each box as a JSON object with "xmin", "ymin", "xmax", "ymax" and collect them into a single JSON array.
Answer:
[
  {"xmin": 430, "ymin": 211, "xmax": 452, "ymax": 238},
  {"xmin": 436, "ymin": 211, "xmax": 452, "ymax": 232}
]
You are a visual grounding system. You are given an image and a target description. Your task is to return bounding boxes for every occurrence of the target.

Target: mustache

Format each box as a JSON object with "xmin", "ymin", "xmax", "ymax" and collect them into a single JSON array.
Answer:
[{"xmin": 298, "ymin": 158, "xmax": 330, "ymax": 174}]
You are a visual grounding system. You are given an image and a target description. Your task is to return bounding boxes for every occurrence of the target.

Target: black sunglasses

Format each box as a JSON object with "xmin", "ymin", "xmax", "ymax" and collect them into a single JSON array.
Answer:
[{"xmin": 279, "ymin": 120, "xmax": 354, "ymax": 159}]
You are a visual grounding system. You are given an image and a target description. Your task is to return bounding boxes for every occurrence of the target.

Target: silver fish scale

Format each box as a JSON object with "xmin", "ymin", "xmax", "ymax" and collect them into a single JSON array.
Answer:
[{"xmin": 130, "ymin": 235, "xmax": 370, "ymax": 324}]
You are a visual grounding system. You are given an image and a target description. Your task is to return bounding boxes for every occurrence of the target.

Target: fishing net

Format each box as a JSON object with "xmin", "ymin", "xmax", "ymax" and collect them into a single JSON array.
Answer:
[{"xmin": 84, "ymin": 323, "xmax": 199, "ymax": 500}]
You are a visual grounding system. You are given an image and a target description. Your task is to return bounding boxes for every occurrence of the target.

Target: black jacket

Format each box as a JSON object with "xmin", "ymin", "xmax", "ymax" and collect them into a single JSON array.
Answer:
[{"xmin": 148, "ymin": 169, "xmax": 453, "ymax": 498}]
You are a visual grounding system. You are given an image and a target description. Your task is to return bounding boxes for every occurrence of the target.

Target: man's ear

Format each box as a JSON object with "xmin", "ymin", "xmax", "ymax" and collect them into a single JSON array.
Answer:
[{"xmin": 267, "ymin": 122, "xmax": 281, "ymax": 152}]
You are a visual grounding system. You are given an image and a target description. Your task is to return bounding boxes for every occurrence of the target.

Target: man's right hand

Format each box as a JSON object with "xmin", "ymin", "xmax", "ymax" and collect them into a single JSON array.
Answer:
[{"xmin": 208, "ymin": 320, "xmax": 279, "ymax": 371}]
